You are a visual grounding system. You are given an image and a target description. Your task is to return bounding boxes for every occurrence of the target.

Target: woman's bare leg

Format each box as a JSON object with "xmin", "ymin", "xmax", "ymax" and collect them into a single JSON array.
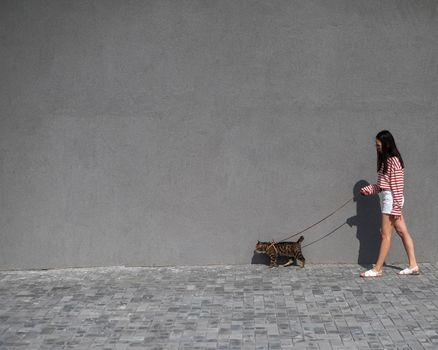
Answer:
[
  {"xmin": 393, "ymin": 214, "xmax": 418, "ymax": 268},
  {"xmin": 373, "ymin": 214, "xmax": 393, "ymax": 272}
]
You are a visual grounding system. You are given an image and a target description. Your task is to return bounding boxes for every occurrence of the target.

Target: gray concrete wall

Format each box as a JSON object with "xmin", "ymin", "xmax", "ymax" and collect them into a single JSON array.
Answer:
[{"xmin": 1, "ymin": 0, "xmax": 437, "ymax": 270}]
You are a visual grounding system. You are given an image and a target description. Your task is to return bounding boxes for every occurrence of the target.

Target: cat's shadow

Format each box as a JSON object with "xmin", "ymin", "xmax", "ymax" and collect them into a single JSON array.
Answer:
[
  {"xmin": 251, "ymin": 251, "xmax": 269, "ymax": 265},
  {"xmin": 251, "ymin": 253, "xmax": 293, "ymax": 266},
  {"xmin": 347, "ymin": 180, "xmax": 381, "ymax": 268}
]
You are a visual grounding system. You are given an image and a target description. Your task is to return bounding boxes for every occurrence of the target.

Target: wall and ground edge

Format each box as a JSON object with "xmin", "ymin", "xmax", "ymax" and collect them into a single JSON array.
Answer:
[{"xmin": 1, "ymin": 0, "xmax": 437, "ymax": 269}]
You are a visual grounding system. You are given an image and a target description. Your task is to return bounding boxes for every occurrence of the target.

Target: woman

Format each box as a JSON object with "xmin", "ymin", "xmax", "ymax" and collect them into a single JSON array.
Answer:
[{"xmin": 359, "ymin": 130, "xmax": 419, "ymax": 277}]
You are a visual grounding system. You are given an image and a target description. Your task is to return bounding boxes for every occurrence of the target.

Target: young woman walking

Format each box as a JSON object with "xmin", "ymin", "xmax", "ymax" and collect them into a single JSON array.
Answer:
[{"xmin": 359, "ymin": 130, "xmax": 419, "ymax": 277}]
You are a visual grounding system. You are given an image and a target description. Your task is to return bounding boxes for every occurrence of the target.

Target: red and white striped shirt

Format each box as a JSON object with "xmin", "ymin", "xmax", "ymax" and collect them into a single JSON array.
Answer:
[{"xmin": 361, "ymin": 156, "xmax": 404, "ymax": 216}]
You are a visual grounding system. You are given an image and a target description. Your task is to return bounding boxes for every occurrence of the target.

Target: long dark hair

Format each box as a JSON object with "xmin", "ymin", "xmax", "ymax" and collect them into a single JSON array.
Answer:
[{"xmin": 376, "ymin": 130, "xmax": 404, "ymax": 174}]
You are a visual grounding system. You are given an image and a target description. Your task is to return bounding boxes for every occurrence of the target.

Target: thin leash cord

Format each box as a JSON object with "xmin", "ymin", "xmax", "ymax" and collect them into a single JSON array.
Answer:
[
  {"xmin": 302, "ymin": 222, "xmax": 347, "ymax": 248},
  {"xmin": 277, "ymin": 197, "xmax": 354, "ymax": 243}
]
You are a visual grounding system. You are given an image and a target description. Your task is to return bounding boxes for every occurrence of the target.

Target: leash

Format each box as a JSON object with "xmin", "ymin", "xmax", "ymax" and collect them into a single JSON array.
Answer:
[
  {"xmin": 275, "ymin": 196, "xmax": 354, "ymax": 243},
  {"xmin": 302, "ymin": 222, "xmax": 347, "ymax": 248}
]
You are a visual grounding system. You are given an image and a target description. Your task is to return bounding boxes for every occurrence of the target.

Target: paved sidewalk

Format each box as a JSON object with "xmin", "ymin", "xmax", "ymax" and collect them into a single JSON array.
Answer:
[{"xmin": 0, "ymin": 263, "xmax": 437, "ymax": 350}]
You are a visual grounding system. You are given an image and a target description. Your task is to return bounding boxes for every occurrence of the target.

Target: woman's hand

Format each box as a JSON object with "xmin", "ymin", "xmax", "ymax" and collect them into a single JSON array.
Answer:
[{"xmin": 360, "ymin": 188, "xmax": 369, "ymax": 196}]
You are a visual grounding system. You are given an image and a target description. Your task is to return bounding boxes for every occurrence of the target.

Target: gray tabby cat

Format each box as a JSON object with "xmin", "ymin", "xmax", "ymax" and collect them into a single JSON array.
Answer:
[{"xmin": 255, "ymin": 236, "xmax": 305, "ymax": 268}]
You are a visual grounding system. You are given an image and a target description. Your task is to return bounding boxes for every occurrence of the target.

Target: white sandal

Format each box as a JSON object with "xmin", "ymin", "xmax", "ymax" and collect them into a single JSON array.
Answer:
[
  {"xmin": 398, "ymin": 266, "xmax": 420, "ymax": 275},
  {"xmin": 360, "ymin": 269, "xmax": 382, "ymax": 278}
]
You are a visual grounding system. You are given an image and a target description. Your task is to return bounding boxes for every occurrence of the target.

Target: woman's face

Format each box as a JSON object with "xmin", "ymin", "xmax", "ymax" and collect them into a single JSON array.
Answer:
[{"xmin": 375, "ymin": 139, "xmax": 383, "ymax": 153}]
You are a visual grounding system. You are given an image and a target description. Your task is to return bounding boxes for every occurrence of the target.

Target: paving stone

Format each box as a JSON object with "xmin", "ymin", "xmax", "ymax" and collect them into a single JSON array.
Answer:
[{"xmin": 0, "ymin": 263, "xmax": 437, "ymax": 349}]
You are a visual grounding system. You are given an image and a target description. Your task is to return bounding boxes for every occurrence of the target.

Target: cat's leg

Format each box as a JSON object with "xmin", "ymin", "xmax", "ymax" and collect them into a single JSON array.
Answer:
[
  {"xmin": 269, "ymin": 253, "xmax": 278, "ymax": 267},
  {"xmin": 298, "ymin": 258, "xmax": 305, "ymax": 268},
  {"xmin": 283, "ymin": 259, "xmax": 294, "ymax": 267}
]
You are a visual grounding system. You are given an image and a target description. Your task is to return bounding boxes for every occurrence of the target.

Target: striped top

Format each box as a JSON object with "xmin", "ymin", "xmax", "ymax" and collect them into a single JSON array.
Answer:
[{"xmin": 361, "ymin": 156, "xmax": 405, "ymax": 216}]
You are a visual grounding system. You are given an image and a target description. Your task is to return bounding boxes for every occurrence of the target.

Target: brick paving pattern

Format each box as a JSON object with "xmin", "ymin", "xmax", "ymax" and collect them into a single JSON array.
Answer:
[{"xmin": 0, "ymin": 263, "xmax": 437, "ymax": 349}]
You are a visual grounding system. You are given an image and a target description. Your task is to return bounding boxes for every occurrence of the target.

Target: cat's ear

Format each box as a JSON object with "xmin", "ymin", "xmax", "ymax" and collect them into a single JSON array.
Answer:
[{"xmin": 257, "ymin": 240, "xmax": 260, "ymax": 243}]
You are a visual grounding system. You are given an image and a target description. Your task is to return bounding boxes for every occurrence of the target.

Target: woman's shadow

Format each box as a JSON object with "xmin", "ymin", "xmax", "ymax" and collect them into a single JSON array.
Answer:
[{"xmin": 347, "ymin": 180, "xmax": 381, "ymax": 268}]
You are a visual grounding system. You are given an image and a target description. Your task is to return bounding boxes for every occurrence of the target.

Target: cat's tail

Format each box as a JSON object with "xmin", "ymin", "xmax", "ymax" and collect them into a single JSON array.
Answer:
[{"xmin": 297, "ymin": 236, "xmax": 304, "ymax": 243}]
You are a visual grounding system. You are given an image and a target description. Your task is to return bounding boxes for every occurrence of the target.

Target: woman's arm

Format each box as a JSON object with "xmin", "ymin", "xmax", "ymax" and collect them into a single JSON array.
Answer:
[
  {"xmin": 360, "ymin": 183, "xmax": 380, "ymax": 196},
  {"xmin": 389, "ymin": 157, "xmax": 404, "ymax": 216}
]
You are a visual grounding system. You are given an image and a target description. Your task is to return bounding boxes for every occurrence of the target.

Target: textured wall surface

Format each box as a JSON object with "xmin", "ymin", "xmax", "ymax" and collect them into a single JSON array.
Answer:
[{"xmin": 1, "ymin": 0, "xmax": 437, "ymax": 269}]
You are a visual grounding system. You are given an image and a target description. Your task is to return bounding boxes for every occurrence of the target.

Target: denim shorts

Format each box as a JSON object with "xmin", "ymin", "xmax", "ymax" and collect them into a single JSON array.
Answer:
[{"xmin": 379, "ymin": 190, "xmax": 404, "ymax": 215}]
